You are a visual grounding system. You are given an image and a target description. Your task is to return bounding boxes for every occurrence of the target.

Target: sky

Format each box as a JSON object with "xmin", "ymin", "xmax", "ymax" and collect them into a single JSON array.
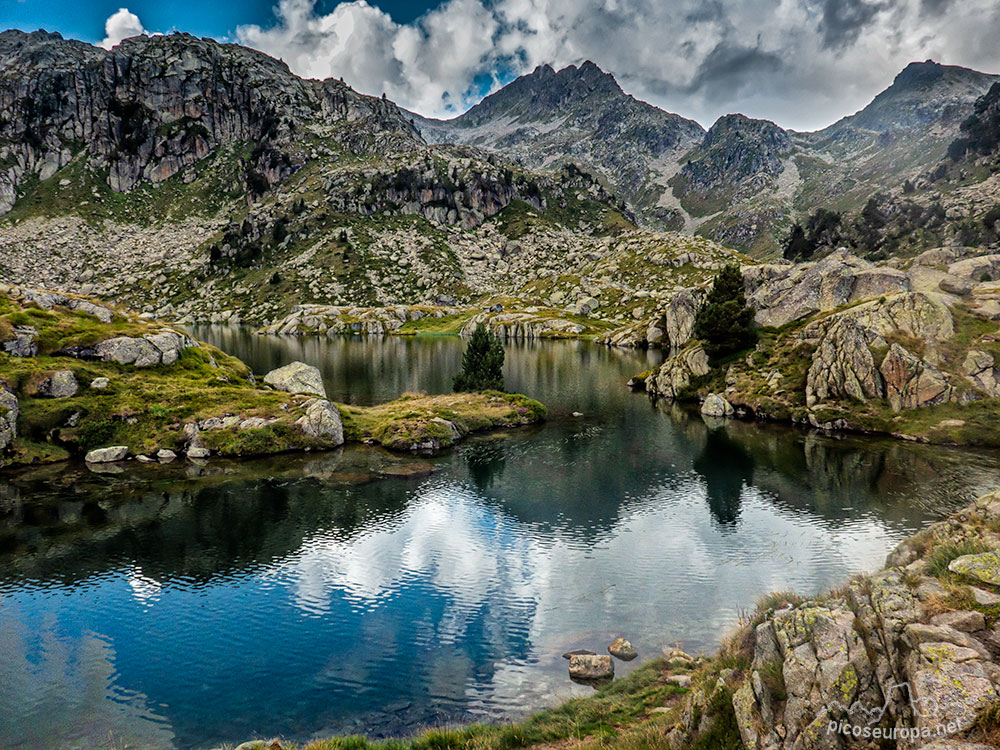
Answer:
[{"xmin": 3, "ymin": 0, "xmax": 1000, "ymax": 130}]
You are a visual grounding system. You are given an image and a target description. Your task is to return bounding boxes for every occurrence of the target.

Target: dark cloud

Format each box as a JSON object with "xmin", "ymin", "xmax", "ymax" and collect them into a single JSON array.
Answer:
[
  {"xmin": 818, "ymin": 0, "xmax": 892, "ymax": 50},
  {"xmin": 685, "ymin": 41, "xmax": 786, "ymax": 100},
  {"xmin": 919, "ymin": 0, "xmax": 953, "ymax": 15}
]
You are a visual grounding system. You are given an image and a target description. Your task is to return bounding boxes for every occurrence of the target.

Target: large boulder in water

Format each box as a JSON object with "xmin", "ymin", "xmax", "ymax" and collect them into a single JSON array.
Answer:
[
  {"xmin": 569, "ymin": 654, "xmax": 614, "ymax": 681},
  {"xmin": 85, "ymin": 445, "xmax": 129, "ymax": 463},
  {"xmin": 263, "ymin": 361, "xmax": 326, "ymax": 397}
]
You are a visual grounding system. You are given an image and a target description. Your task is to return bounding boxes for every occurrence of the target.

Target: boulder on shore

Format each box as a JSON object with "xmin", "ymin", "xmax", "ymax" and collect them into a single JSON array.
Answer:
[
  {"xmin": 700, "ymin": 393, "xmax": 734, "ymax": 418},
  {"xmin": 295, "ymin": 399, "xmax": 345, "ymax": 445},
  {"xmin": 36, "ymin": 370, "xmax": 79, "ymax": 398},
  {"xmin": 263, "ymin": 361, "xmax": 327, "ymax": 398},
  {"xmin": 85, "ymin": 445, "xmax": 129, "ymax": 463}
]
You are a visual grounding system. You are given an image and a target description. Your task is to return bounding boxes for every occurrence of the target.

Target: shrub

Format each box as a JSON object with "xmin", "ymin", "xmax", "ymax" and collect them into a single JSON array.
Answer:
[
  {"xmin": 453, "ymin": 325, "xmax": 505, "ymax": 392},
  {"xmin": 694, "ymin": 264, "xmax": 757, "ymax": 361},
  {"xmin": 782, "ymin": 223, "xmax": 810, "ymax": 261}
]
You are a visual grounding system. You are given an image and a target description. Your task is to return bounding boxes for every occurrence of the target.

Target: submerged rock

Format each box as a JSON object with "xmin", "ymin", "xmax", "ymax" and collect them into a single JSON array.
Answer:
[
  {"xmin": 608, "ymin": 637, "xmax": 638, "ymax": 661},
  {"xmin": 263, "ymin": 361, "xmax": 327, "ymax": 398},
  {"xmin": 562, "ymin": 649, "xmax": 597, "ymax": 660}
]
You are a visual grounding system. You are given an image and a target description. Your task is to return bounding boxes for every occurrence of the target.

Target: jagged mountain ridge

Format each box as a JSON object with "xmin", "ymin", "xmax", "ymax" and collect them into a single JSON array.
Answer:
[
  {"xmin": 1, "ymin": 29, "xmax": 720, "ymax": 326},
  {"xmin": 0, "ymin": 29, "xmax": 422, "ymax": 213},
  {"xmin": 411, "ymin": 58, "xmax": 1000, "ymax": 254},
  {"xmin": 409, "ymin": 61, "xmax": 705, "ymax": 229}
]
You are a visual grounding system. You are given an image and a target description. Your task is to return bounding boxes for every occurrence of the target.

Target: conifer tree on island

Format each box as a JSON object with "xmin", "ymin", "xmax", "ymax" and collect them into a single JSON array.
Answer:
[
  {"xmin": 454, "ymin": 324, "xmax": 506, "ymax": 392},
  {"xmin": 693, "ymin": 264, "xmax": 757, "ymax": 361}
]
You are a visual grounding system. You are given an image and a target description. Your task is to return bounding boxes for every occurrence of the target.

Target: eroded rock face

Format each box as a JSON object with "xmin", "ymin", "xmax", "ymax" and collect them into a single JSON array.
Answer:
[
  {"xmin": 661, "ymin": 287, "xmax": 706, "ymax": 351},
  {"xmin": 962, "ymin": 350, "xmax": 999, "ymax": 396},
  {"xmin": 805, "ymin": 318, "xmax": 885, "ymax": 407},
  {"xmin": 0, "ymin": 29, "xmax": 420, "ymax": 212},
  {"xmin": 646, "ymin": 344, "xmax": 710, "ymax": 400},
  {"xmin": 881, "ymin": 343, "xmax": 953, "ymax": 412},
  {"xmin": 745, "ymin": 250, "xmax": 911, "ymax": 328},
  {"xmin": 295, "ymin": 399, "xmax": 344, "ymax": 445},
  {"xmin": 263, "ymin": 361, "xmax": 326, "ymax": 398}
]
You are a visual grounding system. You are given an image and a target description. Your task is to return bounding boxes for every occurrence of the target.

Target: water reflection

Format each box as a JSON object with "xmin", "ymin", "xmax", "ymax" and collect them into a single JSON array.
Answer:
[{"xmin": 1, "ymin": 331, "xmax": 999, "ymax": 750}]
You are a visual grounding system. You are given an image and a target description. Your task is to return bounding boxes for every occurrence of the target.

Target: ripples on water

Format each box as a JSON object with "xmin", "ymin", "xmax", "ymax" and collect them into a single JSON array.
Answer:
[{"xmin": 1, "ymin": 331, "xmax": 999, "ymax": 749}]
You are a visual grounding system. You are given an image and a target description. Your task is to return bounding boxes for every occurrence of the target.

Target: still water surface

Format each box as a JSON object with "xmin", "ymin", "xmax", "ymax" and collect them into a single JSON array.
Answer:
[{"xmin": 2, "ymin": 331, "xmax": 999, "ymax": 749}]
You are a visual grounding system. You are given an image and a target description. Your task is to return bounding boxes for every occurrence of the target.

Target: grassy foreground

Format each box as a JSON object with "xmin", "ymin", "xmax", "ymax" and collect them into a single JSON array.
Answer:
[{"xmin": 226, "ymin": 656, "xmax": 708, "ymax": 750}]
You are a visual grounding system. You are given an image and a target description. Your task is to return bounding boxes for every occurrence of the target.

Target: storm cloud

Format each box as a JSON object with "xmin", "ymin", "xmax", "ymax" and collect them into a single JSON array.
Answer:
[{"xmin": 105, "ymin": 0, "xmax": 1000, "ymax": 130}]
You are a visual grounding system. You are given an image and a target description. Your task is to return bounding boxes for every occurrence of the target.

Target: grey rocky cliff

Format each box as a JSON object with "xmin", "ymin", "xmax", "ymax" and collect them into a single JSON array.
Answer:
[{"xmin": 0, "ymin": 29, "xmax": 420, "ymax": 212}]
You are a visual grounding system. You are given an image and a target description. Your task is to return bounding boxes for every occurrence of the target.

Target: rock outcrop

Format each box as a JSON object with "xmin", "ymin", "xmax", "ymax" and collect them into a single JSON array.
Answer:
[
  {"xmin": 645, "ymin": 344, "xmax": 710, "ymax": 399},
  {"xmin": 734, "ymin": 493, "xmax": 1000, "ymax": 749},
  {"xmin": 461, "ymin": 311, "xmax": 587, "ymax": 340},
  {"xmin": 263, "ymin": 362, "xmax": 327, "ymax": 398},
  {"xmin": 0, "ymin": 386, "xmax": 18, "ymax": 455},
  {"xmin": 665, "ymin": 491, "xmax": 1000, "ymax": 750},
  {"xmin": 746, "ymin": 250, "xmax": 912, "ymax": 328},
  {"xmin": 259, "ymin": 304, "xmax": 460, "ymax": 336}
]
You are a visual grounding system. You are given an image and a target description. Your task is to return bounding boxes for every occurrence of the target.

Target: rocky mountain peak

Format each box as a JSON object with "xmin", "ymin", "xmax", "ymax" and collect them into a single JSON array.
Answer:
[
  {"xmin": 820, "ymin": 59, "xmax": 1000, "ymax": 135},
  {"xmin": 451, "ymin": 60, "xmax": 625, "ymax": 128}
]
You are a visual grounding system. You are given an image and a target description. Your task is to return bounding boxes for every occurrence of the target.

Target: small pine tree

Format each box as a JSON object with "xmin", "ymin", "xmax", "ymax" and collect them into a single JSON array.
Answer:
[
  {"xmin": 454, "ymin": 325, "xmax": 505, "ymax": 392},
  {"xmin": 782, "ymin": 223, "xmax": 810, "ymax": 261},
  {"xmin": 693, "ymin": 264, "xmax": 757, "ymax": 361}
]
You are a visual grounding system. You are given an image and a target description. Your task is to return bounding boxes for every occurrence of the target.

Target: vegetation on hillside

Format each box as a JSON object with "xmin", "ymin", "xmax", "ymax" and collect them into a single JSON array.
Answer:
[{"xmin": 692, "ymin": 265, "xmax": 756, "ymax": 361}]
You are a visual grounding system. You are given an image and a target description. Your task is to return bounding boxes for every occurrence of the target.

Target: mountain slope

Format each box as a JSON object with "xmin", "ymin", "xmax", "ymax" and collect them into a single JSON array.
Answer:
[
  {"xmin": 411, "ymin": 57, "xmax": 1000, "ymax": 255},
  {"xmin": 409, "ymin": 62, "xmax": 705, "ymax": 229},
  {"xmin": 0, "ymin": 31, "xmax": 736, "ymax": 327}
]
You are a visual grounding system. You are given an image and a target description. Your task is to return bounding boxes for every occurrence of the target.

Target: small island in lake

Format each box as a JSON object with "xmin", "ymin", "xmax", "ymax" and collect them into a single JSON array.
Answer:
[{"xmin": 0, "ymin": 285, "xmax": 545, "ymax": 469}]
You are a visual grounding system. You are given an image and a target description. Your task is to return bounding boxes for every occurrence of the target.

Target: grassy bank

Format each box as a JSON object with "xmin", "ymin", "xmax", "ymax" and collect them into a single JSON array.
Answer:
[{"xmin": 0, "ymin": 288, "xmax": 546, "ymax": 468}]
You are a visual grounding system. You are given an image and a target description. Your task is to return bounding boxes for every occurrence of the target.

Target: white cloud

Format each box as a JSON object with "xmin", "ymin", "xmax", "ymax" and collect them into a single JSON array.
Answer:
[
  {"xmin": 230, "ymin": 0, "xmax": 1000, "ymax": 129},
  {"xmin": 99, "ymin": 7, "xmax": 147, "ymax": 50}
]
